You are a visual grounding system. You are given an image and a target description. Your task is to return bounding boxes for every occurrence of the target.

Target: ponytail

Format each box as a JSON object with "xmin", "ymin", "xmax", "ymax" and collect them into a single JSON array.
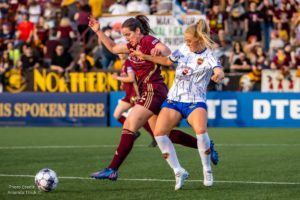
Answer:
[
  {"xmin": 122, "ymin": 15, "xmax": 154, "ymax": 35},
  {"xmin": 185, "ymin": 19, "xmax": 216, "ymax": 49},
  {"xmin": 135, "ymin": 15, "xmax": 154, "ymax": 35}
]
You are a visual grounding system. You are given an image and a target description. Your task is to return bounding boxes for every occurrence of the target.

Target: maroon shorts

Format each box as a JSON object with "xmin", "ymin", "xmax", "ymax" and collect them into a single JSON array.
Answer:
[
  {"xmin": 121, "ymin": 94, "xmax": 138, "ymax": 105},
  {"xmin": 136, "ymin": 83, "xmax": 168, "ymax": 115}
]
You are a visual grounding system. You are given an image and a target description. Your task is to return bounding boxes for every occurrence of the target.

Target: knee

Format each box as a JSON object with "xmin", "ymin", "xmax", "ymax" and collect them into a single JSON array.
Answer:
[
  {"xmin": 195, "ymin": 128, "xmax": 207, "ymax": 135},
  {"xmin": 113, "ymin": 112, "xmax": 120, "ymax": 119},
  {"xmin": 154, "ymin": 127, "xmax": 169, "ymax": 137}
]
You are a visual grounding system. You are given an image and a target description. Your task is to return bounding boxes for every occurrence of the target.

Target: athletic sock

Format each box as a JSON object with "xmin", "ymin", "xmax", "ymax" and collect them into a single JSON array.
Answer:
[
  {"xmin": 155, "ymin": 135, "xmax": 183, "ymax": 174},
  {"xmin": 169, "ymin": 129, "xmax": 197, "ymax": 149},
  {"xmin": 117, "ymin": 116, "xmax": 126, "ymax": 124},
  {"xmin": 196, "ymin": 132, "xmax": 211, "ymax": 171},
  {"xmin": 108, "ymin": 129, "xmax": 135, "ymax": 170}
]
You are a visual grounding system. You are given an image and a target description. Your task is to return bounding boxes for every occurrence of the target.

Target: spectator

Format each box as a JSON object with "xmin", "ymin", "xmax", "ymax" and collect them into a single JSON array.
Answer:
[
  {"xmin": 154, "ymin": 0, "xmax": 172, "ymax": 14},
  {"xmin": 75, "ymin": 52, "xmax": 93, "ymax": 72},
  {"xmin": 276, "ymin": 21, "xmax": 289, "ymax": 43},
  {"xmin": 244, "ymin": 2, "xmax": 263, "ymax": 42},
  {"xmin": 226, "ymin": 0, "xmax": 245, "ymax": 40},
  {"xmin": 270, "ymin": 48, "xmax": 291, "ymax": 70},
  {"xmin": 100, "ymin": 26, "xmax": 118, "ymax": 69},
  {"xmin": 16, "ymin": 13, "xmax": 35, "ymax": 43},
  {"xmin": 33, "ymin": 16, "xmax": 49, "ymax": 46},
  {"xmin": 15, "ymin": 4, "xmax": 28, "ymax": 24},
  {"xmin": 0, "ymin": 1, "xmax": 9, "ymax": 20},
  {"xmin": 126, "ymin": 0, "xmax": 150, "ymax": 14},
  {"xmin": 56, "ymin": 17, "xmax": 76, "ymax": 51},
  {"xmin": 252, "ymin": 45, "xmax": 269, "ymax": 70},
  {"xmin": 74, "ymin": 4, "xmax": 91, "ymax": 43},
  {"xmin": 19, "ymin": 46, "xmax": 40, "ymax": 71},
  {"xmin": 291, "ymin": 19, "xmax": 300, "ymax": 46},
  {"xmin": 0, "ymin": 50, "xmax": 12, "ymax": 92},
  {"xmin": 269, "ymin": 30, "xmax": 285, "ymax": 59},
  {"xmin": 108, "ymin": 0, "xmax": 128, "ymax": 15},
  {"xmin": 0, "ymin": 23, "xmax": 14, "ymax": 44},
  {"xmin": 7, "ymin": 42, "xmax": 21, "ymax": 67},
  {"xmin": 187, "ymin": 0, "xmax": 207, "ymax": 14},
  {"xmin": 61, "ymin": 0, "xmax": 79, "ymax": 21},
  {"xmin": 293, "ymin": 48, "xmax": 300, "ymax": 69},
  {"xmin": 231, "ymin": 52, "xmax": 251, "ymax": 72},
  {"xmin": 207, "ymin": 3, "xmax": 228, "ymax": 42},
  {"xmin": 43, "ymin": 2, "xmax": 57, "ymax": 29},
  {"xmin": 273, "ymin": 2, "xmax": 293, "ymax": 38},
  {"xmin": 244, "ymin": 35, "xmax": 261, "ymax": 58},
  {"xmin": 258, "ymin": 0, "xmax": 275, "ymax": 51},
  {"xmin": 43, "ymin": 32, "xmax": 60, "ymax": 66},
  {"xmin": 28, "ymin": 0, "xmax": 42, "ymax": 24},
  {"xmin": 50, "ymin": 44, "xmax": 74, "ymax": 73},
  {"xmin": 229, "ymin": 41, "xmax": 243, "ymax": 66}
]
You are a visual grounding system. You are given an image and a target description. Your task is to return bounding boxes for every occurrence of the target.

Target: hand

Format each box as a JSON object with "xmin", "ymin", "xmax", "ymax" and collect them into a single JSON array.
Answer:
[
  {"xmin": 112, "ymin": 72, "xmax": 118, "ymax": 80},
  {"xmin": 211, "ymin": 68, "xmax": 224, "ymax": 83},
  {"xmin": 88, "ymin": 16, "xmax": 101, "ymax": 33},
  {"xmin": 150, "ymin": 48, "xmax": 161, "ymax": 56},
  {"xmin": 130, "ymin": 49, "xmax": 145, "ymax": 60}
]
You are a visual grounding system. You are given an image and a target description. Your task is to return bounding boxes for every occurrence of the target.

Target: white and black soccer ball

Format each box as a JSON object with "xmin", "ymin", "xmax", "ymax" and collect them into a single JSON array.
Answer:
[{"xmin": 35, "ymin": 168, "xmax": 59, "ymax": 192}]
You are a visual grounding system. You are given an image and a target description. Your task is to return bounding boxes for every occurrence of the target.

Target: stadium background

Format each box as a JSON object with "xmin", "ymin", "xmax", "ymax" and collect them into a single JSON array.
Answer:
[{"xmin": 0, "ymin": 0, "xmax": 299, "ymax": 199}]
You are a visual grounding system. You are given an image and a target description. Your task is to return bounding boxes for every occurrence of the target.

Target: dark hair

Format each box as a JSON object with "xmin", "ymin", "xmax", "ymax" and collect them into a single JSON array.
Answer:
[{"xmin": 122, "ymin": 15, "xmax": 154, "ymax": 35}]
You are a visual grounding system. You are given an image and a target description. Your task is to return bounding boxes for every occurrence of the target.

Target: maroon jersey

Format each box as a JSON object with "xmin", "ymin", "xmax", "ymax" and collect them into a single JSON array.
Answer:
[
  {"xmin": 127, "ymin": 35, "xmax": 165, "ymax": 86},
  {"xmin": 121, "ymin": 59, "xmax": 137, "ymax": 99}
]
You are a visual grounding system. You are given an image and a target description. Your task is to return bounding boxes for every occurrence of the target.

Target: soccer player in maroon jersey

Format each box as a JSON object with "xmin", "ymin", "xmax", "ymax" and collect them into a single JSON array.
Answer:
[
  {"xmin": 88, "ymin": 15, "xmax": 218, "ymax": 182},
  {"xmin": 112, "ymin": 55, "xmax": 157, "ymax": 147}
]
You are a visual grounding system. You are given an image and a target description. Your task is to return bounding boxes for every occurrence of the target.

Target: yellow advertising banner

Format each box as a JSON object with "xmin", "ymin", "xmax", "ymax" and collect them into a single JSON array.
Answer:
[{"xmin": 4, "ymin": 69, "xmax": 176, "ymax": 93}]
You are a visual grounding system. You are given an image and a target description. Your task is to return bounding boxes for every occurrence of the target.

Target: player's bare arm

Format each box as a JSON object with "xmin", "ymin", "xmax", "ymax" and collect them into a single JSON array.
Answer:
[
  {"xmin": 151, "ymin": 43, "xmax": 171, "ymax": 57},
  {"xmin": 88, "ymin": 16, "xmax": 129, "ymax": 54},
  {"xmin": 112, "ymin": 71, "xmax": 135, "ymax": 83},
  {"xmin": 211, "ymin": 67, "xmax": 224, "ymax": 83},
  {"xmin": 131, "ymin": 50, "xmax": 174, "ymax": 67}
]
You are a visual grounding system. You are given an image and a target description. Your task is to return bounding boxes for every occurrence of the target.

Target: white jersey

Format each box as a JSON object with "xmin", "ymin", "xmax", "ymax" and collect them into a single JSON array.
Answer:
[{"xmin": 168, "ymin": 44, "xmax": 221, "ymax": 103}]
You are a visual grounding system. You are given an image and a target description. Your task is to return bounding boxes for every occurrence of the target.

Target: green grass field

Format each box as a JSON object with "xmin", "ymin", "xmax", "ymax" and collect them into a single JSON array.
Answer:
[{"xmin": 0, "ymin": 127, "xmax": 299, "ymax": 200}]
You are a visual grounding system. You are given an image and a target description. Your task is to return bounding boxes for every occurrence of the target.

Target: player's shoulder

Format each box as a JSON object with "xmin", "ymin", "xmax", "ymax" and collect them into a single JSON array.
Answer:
[
  {"xmin": 142, "ymin": 35, "xmax": 160, "ymax": 45},
  {"xmin": 176, "ymin": 43, "xmax": 189, "ymax": 54},
  {"xmin": 124, "ymin": 59, "xmax": 131, "ymax": 66},
  {"xmin": 203, "ymin": 48, "xmax": 216, "ymax": 58}
]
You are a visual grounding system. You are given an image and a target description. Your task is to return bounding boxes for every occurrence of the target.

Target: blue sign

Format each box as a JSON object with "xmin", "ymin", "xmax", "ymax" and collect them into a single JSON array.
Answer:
[
  {"xmin": 0, "ymin": 93, "xmax": 108, "ymax": 126},
  {"xmin": 206, "ymin": 92, "xmax": 300, "ymax": 127},
  {"xmin": 109, "ymin": 92, "xmax": 300, "ymax": 128},
  {"xmin": 109, "ymin": 92, "xmax": 126, "ymax": 127}
]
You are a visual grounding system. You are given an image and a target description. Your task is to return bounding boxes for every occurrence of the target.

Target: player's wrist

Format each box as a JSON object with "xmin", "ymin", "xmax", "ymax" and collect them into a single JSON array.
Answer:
[{"xmin": 96, "ymin": 29, "xmax": 101, "ymax": 34}]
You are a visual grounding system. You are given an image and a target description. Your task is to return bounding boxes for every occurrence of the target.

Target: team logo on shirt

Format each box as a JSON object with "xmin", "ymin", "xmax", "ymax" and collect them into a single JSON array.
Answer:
[
  {"xmin": 181, "ymin": 67, "xmax": 192, "ymax": 76},
  {"xmin": 197, "ymin": 58, "xmax": 204, "ymax": 65}
]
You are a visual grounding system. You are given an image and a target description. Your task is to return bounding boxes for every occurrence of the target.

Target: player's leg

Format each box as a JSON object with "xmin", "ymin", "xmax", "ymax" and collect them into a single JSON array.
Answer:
[
  {"xmin": 154, "ymin": 107, "xmax": 189, "ymax": 190},
  {"xmin": 144, "ymin": 115, "xmax": 158, "ymax": 147},
  {"xmin": 91, "ymin": 104, "xmax": 153, "ymax": 180},
  {"xmin": 113, "ymin": 100, "xmax": 141, "ymax": 140},
  {"xmin": 113, "ymin": 100, "xmax": 132, "ymax": 124},
  {"xmin": 187, "ymin": 106, "xmax": 213, "ymax": 187}
]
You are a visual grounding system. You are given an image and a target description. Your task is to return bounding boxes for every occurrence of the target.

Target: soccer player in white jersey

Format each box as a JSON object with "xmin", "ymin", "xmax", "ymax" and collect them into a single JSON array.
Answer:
[{"xmin": 131, "ymin": 18, "xmax": 224, "ymax": 190}]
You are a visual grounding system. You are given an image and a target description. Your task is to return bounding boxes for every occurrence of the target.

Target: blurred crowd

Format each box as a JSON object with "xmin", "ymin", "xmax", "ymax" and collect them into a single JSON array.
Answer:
[{"xmin": 0, "ymin": 0, "xmax": 299, "ymax": 92}]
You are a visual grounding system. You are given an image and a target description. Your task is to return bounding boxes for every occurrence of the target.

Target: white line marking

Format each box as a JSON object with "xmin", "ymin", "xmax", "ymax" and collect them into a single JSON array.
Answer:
[
  {"xmin": 0, "ymin": 174, "xmax": 299, "ymax": 185},
  {"xmin": 0, "ymin": 144, "xmax": 299, "ymax": 150}
]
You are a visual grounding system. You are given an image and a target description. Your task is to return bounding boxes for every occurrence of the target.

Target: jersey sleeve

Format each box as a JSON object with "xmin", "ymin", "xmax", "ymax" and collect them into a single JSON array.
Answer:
[
  {"xmin": 142, "ymin": 35, "xmax": 160, "ymax": 54},
  {"xmin": 126, "ymin": 66, "xmax": 134, "ymax": 74},
  {"xmin": 168, "ymin": 49, "xmax": 181, "ymax": 63},
  {"xmin": 208, "ymin": 54, "xmax": 222, "ymax": 69}
]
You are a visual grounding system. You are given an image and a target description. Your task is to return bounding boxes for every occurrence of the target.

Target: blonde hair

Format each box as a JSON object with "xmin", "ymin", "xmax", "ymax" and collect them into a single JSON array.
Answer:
[
  {"xmin": 184, "ymin": 19, "xmax": 216, "ymax": 49},
  {"xmin": 59, "ymin": 17, "xmax": 71, "ymax": 27}
]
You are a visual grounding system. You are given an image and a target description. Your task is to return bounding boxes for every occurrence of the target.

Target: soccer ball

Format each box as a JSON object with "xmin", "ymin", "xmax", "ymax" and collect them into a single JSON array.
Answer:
[{"xmin": 35, "ymin": 168, "xmax": 59, "ymax": 192}]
